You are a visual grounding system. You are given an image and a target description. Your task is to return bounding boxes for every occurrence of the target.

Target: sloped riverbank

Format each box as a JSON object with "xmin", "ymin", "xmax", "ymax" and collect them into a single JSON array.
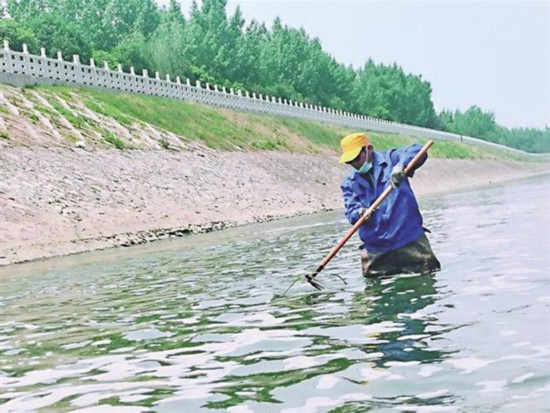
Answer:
[
  {"xmin": 1, "ymin": 84, "xmax": 548, "ymax": 265},
  {"xmin": 1, "ymin": 144, "xmax": 548, "ymax": 265}
]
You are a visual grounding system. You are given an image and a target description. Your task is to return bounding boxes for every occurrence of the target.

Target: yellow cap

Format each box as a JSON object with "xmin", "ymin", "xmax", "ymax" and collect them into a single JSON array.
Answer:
[{"xmin": 339, "ymin": 132, "xmax": 370, "ymax": 164}]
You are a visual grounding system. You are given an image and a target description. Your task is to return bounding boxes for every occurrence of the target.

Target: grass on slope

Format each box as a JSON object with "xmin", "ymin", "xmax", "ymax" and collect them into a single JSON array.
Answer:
[
  {"xmin": 22, "ymin": 84, "xmax": 534, "ymax": 161},
  {"xmin": 77, "ymin": 87, "xmax": 333, "ymax": 152}
]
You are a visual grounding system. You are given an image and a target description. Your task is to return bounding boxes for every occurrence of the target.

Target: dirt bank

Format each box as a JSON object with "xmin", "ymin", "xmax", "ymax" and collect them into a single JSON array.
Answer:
[{"xmin": 1, "ymin": 144, "xmax": 549, "ymax": 266}]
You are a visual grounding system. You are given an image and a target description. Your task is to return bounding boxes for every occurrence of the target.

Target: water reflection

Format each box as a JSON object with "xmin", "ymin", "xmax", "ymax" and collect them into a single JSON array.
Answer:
[{"xmin": 359, "ymin": 274, "xmax": 450, "ymax": 367}]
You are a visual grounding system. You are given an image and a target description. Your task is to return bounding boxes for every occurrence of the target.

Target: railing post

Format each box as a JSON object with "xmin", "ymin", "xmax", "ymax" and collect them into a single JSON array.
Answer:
[
  {"xmin": 142, "ymin": 69, "xmax": 149, "ymax": 94},
  {"xmin": 72, "ymin": 54, "xmax": 81, "ymax": 83},
  {"xmin": 37, "ymin": 47, "xmax": 47, "ymax": 78},
  {"xmin": 2, "ymin": 40, "xmax": 11, "ymax": 73}
]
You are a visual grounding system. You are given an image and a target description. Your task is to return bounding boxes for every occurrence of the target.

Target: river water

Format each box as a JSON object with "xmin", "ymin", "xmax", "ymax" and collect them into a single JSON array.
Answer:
[{"xmin": 1, "ymin": 175, "xmax": 549, "ymax": 412}]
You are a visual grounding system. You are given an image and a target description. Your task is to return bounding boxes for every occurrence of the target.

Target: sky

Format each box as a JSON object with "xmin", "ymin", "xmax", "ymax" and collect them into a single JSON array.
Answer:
[{"xmin": 160, "ymin": 0, "xmax": 550, "ymax": 130}]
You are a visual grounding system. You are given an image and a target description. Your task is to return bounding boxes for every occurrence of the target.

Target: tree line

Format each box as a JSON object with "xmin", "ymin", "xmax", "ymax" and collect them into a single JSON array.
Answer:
[{"xmin": 1, "ymin": 0, "xmax": 548, "ymax": 152}]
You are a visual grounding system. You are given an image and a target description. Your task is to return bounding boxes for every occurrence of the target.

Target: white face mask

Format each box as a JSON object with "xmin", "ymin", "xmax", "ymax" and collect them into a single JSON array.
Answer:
[{"xmin": 356, "ymin": 160, "xmax": 372, "ymax": 174}]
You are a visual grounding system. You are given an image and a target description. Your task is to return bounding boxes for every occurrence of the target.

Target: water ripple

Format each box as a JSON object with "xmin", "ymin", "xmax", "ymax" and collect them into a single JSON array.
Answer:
[{"xmin": 1, "ymin": 176, "xmax": 549, "ymax": 411}]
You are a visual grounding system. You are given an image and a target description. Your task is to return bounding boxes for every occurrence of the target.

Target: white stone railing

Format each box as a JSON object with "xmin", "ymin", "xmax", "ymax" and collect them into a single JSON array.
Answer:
[{"xmin": 0, "ymin": 41, "xmax": 543, "ymax": 157}]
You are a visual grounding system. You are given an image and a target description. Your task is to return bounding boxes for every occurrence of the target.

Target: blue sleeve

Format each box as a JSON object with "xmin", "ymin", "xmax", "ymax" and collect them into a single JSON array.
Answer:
[
  {"xmin": 389, "ymin": 143, "xmax": 427, "ymax": 177},
  {"xmin": 341, "ymin": 178, "xmax": 364, "ymax": 225}
]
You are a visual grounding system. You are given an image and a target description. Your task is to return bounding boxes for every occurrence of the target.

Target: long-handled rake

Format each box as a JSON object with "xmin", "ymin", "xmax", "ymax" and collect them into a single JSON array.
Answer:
[{"xmin": 283, "ymin": 140, "xmax": 434, "ymax": 294}]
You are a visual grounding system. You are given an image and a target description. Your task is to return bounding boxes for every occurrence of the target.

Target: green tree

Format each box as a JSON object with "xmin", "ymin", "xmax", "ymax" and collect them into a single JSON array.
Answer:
[
  {"xmin": 502, "ymin": 127, "xmax": 550, "ymax": 153},
  {"xmin": 452, "ymin": 106, "xmax": 499, "ymax": 141},
  {"xmin": 438, "ymin": 109, "xmax": 454, "ymax": 131},
  {"xmin": 91, "ymin": 50, "xmax": 119, "ymax": 70},
  {"xmin": 78, "ymin": 0, "xmax": 160, "ymax": 51},
  {"xmin": 114, "ymin": 33, "xmax": 150, "ymax": 74},
  {"xmin": 350, "ymin": 60, "xmax": 438, "ymax": 127},
  {"xmin": 7, "ymin": 0, "xmax": 161, "ymax": 51},
  {"xmin": 5, "ymin": 0, "xmax": 47, "ymax": 21},
  {"xmin": 221, "ymin": 5, "xmax": 246, "ymax": 85},
  {"xmin": 236, "ymin": 20, "xmax": 270, "ymax": 89},
  {"xmin": 27, "ymin": 13, "xmax": 92, "ymax": 61},
  {"xmin": 351, "ymin": 60, "xmax": 394, "ymax": 120},
  {"xmin": 190, "ymin": 0, "xmax": 235, "ymax": 83},
  {"xmin": 0, "ymin": 18, "xmax": 37, "ymax": 52}
]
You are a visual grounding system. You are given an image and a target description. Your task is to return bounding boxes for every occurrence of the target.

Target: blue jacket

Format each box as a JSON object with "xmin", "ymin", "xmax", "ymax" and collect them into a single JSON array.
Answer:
[{"xmin": 340, "ymin": 144, "xmax": 427, "ymax": 252}]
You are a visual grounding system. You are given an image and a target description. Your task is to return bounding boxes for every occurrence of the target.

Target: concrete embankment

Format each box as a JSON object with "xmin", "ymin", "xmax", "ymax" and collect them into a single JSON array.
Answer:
[{"xmin": 1, "ymin": 144, "xmax": 548, "ymax": 266}]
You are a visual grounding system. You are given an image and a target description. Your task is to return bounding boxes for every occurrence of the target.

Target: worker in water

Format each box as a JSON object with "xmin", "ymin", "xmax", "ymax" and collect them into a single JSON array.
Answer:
[{"xmin": 339, "ymin": 132, "xmax": 440, "ymax": 277}]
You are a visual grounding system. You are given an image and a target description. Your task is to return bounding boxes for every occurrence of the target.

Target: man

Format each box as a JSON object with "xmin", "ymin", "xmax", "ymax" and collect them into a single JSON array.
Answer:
[{"xmin": 339, "ymin": 132, "xmax": 440, "ymax": 277}]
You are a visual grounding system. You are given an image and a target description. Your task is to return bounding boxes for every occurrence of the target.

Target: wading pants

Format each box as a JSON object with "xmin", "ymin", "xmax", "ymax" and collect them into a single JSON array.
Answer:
[{"xmin": 360, "ymin": 233, "xmax": 441, "ymax": 278}]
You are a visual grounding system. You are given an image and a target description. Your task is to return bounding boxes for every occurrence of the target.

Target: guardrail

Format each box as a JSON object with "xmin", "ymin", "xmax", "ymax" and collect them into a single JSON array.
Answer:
[{"xmin": 0, "ymin": 41, "xmax": 545, "ymax": 158}]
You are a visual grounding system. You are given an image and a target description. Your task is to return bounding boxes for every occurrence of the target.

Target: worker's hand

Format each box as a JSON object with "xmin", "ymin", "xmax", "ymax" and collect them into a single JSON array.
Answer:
[
  {"xmin": 390, "ymin": 164, "xmax": 406, "ymax": 188},
  {"xmin": 358, "ymin": 207, "xmax": 372, "ymax": 221}
]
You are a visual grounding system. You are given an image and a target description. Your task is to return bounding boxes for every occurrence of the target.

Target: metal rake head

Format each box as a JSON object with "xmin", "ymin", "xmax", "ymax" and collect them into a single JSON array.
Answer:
[
  {"xmin": 282, "ymin": 269, "xmax": 347, "ymax": 295},
  {"xmin": 306, "ymin": 271, "xmax": 348, "ymax": 291},
  {"xmin": 305, "ymin": 273, "xmax": 324, "ymax": 290}
]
